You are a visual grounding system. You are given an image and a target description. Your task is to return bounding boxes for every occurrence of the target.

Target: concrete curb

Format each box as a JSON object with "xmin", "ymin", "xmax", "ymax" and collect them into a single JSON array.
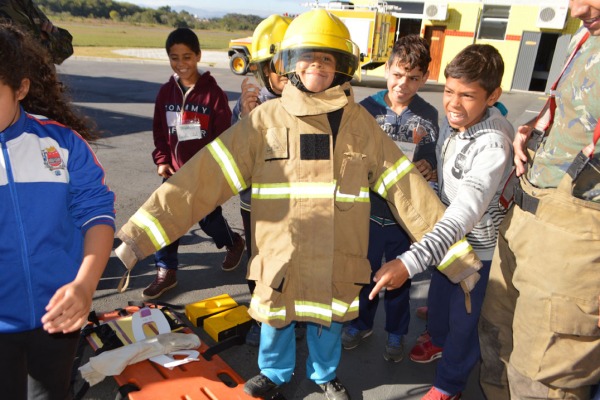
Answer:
[{"xmin": 71, "ymin": 48, "xmax": 230, "ymax": 68}]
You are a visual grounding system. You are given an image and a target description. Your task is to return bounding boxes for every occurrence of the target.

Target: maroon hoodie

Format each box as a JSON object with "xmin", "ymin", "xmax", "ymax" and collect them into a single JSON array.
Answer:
[{"xmin": 152, "ymin": 70, "xmax": 232, "ymax": 170}]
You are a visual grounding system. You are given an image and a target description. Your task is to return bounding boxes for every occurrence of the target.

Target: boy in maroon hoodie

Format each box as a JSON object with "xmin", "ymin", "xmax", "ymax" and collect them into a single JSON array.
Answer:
[{"xmin": 144, "ymin": 28, "xmax": 245, "ymax": 299}]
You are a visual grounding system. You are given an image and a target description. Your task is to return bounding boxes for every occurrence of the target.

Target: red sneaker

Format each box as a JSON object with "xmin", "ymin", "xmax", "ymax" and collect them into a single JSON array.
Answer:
[
  {"xmin": 409, "ymin": 337, "xmax": 442, "ymax": 363},
  {"xmin": 421, "ymin": 387, "xmax": 461, "ymax": 400}
]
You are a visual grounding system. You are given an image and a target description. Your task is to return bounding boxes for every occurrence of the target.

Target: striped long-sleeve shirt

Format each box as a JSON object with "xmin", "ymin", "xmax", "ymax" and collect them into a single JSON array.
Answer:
[{"xmin": 399, "ymin": 107, "xmax": 515, "ymax": 278}]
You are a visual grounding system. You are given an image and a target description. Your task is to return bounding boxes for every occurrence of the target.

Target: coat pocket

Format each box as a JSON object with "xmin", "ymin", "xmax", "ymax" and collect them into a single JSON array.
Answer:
[
  {"xmin": 264, "ymin": 127, "xmax": 289, "ymax": 161},
  {"xmin": 336, "ymin": 152, "xmax": 368, "ymax": 211},
  {"xmin": 247, "ymin": 253, "xmax": 289, "ymax": 292},
  {"xmin": 550, "ymin": 294, "xmax": 600, "ymax": 337},
  {"xmin": 333, "ymin": 255, "xmax": 371, "ymax": 285}
]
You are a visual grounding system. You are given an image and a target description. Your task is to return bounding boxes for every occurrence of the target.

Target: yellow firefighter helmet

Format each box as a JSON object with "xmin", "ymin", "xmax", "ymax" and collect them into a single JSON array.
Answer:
[
  {"xmin": 250, "ymin": 14, "xmax": 292, "ymax": 94},
  {"xmin": 272, "ymin": 8, "xmax": 360, "ymax": 86}
]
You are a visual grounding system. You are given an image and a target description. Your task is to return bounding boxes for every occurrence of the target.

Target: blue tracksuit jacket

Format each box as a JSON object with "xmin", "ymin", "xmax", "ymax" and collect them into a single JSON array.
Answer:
[{"xmin": 0, "ymin": 108, "xmax": 115, "ymax": 333}]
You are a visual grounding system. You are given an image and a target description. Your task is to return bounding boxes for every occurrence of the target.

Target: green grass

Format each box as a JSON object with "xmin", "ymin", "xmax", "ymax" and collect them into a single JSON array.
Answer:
[{"xmin": 55, "ymin": 18, "xmax": 252, "ymax": 50}]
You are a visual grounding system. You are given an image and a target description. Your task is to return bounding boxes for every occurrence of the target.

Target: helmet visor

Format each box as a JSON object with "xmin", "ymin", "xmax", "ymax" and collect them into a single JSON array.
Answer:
[{"xmin": 273, "ymin": 45, "xmax": 359, "ymax": 78}]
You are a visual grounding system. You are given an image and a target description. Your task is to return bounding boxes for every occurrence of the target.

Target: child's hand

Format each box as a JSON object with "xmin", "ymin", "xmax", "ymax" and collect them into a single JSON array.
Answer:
[
  {"xmin": 369, "ymin": 259, "xmax": 409, "ymax": 300},
  {"xmin": 514, "ymin": 125, "xmax": 533, "ymax": 177},
  {"xmin": 157, "ymin": 163, "xmax": 175, "ymax": 178},
  {"xmin": 240, "ymin": 77, "xmax": 261, "ymax": 118},
  {"xmin": 414, "ymin": 159, "xmax": 433, "ymax": 181},
  {"xmin": 41, "ymin": 281, "xmax": 93, "ymax": 334}
]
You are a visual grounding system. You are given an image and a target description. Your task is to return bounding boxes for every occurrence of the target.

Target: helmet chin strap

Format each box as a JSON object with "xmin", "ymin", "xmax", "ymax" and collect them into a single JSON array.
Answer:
[
  {"xmin": 289, "ymin": 73, "xmax": 311, "ymax": 93},
  {"xmin": 288, "ymin": 72, "xmax": 349, "ymax": 93}
]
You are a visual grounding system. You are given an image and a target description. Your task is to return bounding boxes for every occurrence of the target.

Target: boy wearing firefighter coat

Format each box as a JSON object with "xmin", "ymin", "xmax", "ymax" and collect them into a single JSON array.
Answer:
[{"xmin": 115, "ymin": 9, "xmax": 481, "ymax": 399}]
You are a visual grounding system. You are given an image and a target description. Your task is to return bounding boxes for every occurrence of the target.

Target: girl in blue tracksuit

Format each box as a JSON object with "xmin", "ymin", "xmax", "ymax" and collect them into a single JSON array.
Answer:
[{"xmin": 0, "ymin": 22, "xmax": 115, "ymax": 399}]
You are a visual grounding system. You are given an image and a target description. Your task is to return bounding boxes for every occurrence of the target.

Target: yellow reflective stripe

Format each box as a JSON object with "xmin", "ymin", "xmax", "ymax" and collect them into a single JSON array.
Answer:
[
  {"xmin": 331, "ymin": 297, "xmax": 358, "ymax": 317},
  {"xmin": 130, "ymin": 209, "xmax": 170, "ymax": 250},
  {"xmin": 374, "ymin": 156, "xmax": 413, "ymax": 198},
  {"xmin": 252, "ymin": 182, "xmax": 335, "ymax": 199},
  {"xmin": 294, "ymin": 301, "xmax": 333, "ymax": 322},
  {"xmin": 207, "ymin": 138, "xmax": 247, "ymax": 195},
  {"xmin": 250, "ymin": 296, "xmax": 286, "ymax": 321},
  {"xmin": 438, "ymin": 239, "xmax": 473, "ymax": 271},
  {"xmin": 335, "ymin": 187, "xmax": 370, "ymax": 203}
]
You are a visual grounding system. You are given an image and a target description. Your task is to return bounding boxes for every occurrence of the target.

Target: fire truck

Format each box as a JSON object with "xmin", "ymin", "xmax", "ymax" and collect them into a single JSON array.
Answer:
[{"xmin": 227, "ymin": 1, "xmax": 401, "ymax": 77}]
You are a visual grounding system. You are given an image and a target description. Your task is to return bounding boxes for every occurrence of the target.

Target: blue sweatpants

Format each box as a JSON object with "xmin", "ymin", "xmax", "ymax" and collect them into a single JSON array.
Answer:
[
  {"xmin": 154, "ymin": 205, "xmax": 235, "ymax": 269},
  {"xmin": 350, "ymin": 220, "xmax": 411, "ymax": 335},
  {"xmin": 428, "ymin": 260, "xmax": 491, "ymax": 394},
  {"xmin": 259, "ymin": 321, "xmax": 343, "ymax": 385}
]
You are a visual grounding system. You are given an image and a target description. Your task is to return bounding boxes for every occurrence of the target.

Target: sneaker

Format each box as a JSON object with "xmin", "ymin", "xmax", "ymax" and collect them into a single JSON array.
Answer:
[
  {"xmin": 142, "ymin": 267, "xmax": 177, "ymax": 300},
  {"xmin": 341, "ymin": 325, "xmax": 373, "ymax": 350},
  {"xmin": 416, "ymin": 306, "xmax": 428, "ymax": 320},
  {"xmin": 244, "ymin": 374, "xmax": 279, "ymax": 397},
  {"xmin": 222, "ymin": 233, "xmax": 245, "ymax": 271},
  {"xmin": 245, "ymin": 322, "xmax": 261, "ymax": 347},
  {"xmin": 409, "ymin": 337, "xmax": 443, "ymax": 363},
  {"xmin": 383, "ymin": 333, "xmax": 404, "ymax": 362},
  {"xmin": 318, "ymin": 377, "xmax": 350, "ymax": 400},
  {"xmin": 421, "ymin": 386, "xmax": 461, "ymax": 400}
]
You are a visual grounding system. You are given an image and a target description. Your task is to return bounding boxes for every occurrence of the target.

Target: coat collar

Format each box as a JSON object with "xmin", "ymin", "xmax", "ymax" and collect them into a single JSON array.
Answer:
[{"xmin": 281, "ymin": 82, "xmax": 352, "ymax": 117}]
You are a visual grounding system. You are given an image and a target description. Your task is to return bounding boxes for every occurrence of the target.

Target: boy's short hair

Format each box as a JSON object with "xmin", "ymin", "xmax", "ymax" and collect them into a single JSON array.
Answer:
[
  {"xmin": 388, "ymin": 34, "xmax": 431, "ymax": 74},
  {"xmin": 444, "ymin": 44, "xmax": 504, "ymax": 95},
  {"xmin": 165, "ymin": 28, "xmax": 200, "ymax": 55}
]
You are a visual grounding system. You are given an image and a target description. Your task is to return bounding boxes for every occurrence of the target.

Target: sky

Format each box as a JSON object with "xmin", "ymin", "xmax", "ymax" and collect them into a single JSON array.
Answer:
[{"xmin": 126, "ymin": 0, "xmax": 310, "ymax": 18}]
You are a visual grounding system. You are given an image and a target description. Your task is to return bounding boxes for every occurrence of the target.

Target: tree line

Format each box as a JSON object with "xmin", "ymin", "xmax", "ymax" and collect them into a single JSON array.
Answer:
[{"xmin": 36, "ymin": 0, "xmax": 263, "ymax": 30}]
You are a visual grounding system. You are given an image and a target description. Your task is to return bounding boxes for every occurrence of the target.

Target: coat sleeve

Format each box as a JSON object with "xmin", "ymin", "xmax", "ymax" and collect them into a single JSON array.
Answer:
[
  {"xmin": 116, "ymin": 117, "xmax": 257, "ymax": 271},
  {"xmin": 370, "ymin": 130, "xmax": 482, "ymax": 286},
  {"xmin": 398, "ymin": 131, "xmax": 512, "ymax": 277}
]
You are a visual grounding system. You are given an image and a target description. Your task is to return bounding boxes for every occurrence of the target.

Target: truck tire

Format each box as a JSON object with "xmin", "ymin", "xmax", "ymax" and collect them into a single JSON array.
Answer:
[{"xmin": 230, "ymin": 52, "xmax": 249, "ymax": 75}]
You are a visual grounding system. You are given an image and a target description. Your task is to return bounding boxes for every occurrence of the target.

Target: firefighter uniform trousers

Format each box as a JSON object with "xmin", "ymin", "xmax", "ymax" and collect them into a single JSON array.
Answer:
[{"xmin": 479, "ymin": 172, "xmax": 600, "ymax": 400}]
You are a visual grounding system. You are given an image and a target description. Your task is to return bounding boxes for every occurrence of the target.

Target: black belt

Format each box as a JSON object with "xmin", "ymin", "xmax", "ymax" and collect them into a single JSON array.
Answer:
[{"xmin": 513, "ymin": 183, "xmax": 539, "ymax": 215}]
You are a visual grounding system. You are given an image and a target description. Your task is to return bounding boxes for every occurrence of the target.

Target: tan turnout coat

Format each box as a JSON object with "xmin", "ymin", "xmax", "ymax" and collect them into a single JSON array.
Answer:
[{"xmin": 116, "ymin": 83, "xmax": 481, "ymax": 328}]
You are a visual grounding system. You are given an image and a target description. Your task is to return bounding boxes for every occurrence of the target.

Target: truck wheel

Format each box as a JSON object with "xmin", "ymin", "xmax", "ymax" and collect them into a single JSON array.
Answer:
[{"xmin": 230, "ymin": 53, "xmax": 249, "ymax": 75}]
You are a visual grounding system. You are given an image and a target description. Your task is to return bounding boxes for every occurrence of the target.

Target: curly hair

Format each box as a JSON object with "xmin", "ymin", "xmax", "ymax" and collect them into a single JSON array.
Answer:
[
  {"xmin": 0, "ymin": 22, "xmax": 97, "ymax": 140},
  {"xmin": 388, "ymin": 34, "xmax": 432, "ymax": 74}
]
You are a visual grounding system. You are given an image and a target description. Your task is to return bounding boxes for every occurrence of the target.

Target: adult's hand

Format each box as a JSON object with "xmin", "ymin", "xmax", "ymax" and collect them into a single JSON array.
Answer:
[
  {"xmin": 40, "ymin": 19, "xmax": 57, "ymax": 35},
  {"xmin": 514, "ymin": 124, "xmax": 533, "ymax": 177}
]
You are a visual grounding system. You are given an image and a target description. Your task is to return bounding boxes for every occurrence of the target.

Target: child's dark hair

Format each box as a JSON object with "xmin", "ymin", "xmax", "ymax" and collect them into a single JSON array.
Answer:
[
  {"xmin": 0, "ymin": 22, "xmax": 96, "ymax": 140},
  {"xmin": 389, "ymin": 34, "xmax": 431, "ymax": 74},
  {"xmin": 165, "ymin": 28, "xmax": 201, "ymax": 55},
  {"xmin": 444, "ymin": 44, "xmax": 504, "ymax": 95}
]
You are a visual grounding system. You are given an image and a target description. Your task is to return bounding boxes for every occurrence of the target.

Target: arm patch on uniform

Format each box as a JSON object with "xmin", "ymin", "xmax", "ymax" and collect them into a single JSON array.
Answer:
[{"xmin": 300, "ymin": 134, "xmax": 330, "ymax": 160}]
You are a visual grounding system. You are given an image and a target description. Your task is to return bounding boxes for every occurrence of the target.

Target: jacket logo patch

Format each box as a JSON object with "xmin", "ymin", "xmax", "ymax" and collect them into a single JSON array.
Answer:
[{"xmin": 42, "ymin": 146, "xmax": 65, "ymax": 173}]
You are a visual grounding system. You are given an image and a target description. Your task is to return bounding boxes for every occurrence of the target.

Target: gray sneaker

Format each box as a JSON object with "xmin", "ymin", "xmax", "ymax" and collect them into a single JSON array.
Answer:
[
  {"xmin": 341, "ymin": 325, "xmax": 373, "ymax": 350},
  {"xmin": 383, "ymin": 333, "xmax": 404, "ymax": 362}
]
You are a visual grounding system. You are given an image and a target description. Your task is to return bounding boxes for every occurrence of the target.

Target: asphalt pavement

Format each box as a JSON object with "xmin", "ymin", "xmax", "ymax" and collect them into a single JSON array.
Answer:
[{"xmin": 57, "ymin": 51, "xmax": 546, "ymax": 400}]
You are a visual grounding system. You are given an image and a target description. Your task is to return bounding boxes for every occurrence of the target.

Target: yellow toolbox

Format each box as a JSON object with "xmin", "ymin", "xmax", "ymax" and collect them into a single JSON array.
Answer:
[
  {"xmin": 203, "ymin": 305, "xmax": 252, "ymax": 342},
  {"xmin": 184, "ymin": 294, "xmax": 238, "ymax": 327}
]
